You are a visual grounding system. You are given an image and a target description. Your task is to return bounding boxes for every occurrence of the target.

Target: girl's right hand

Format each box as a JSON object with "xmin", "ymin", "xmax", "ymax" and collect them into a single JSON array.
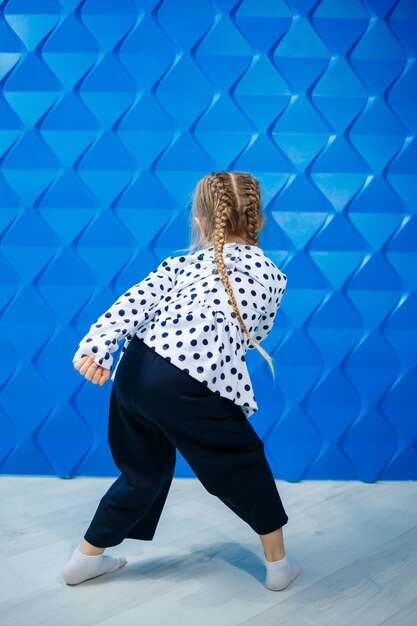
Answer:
[{"xmin": 73, "ymin": 355, "xmax": 111, "ymax": 386}]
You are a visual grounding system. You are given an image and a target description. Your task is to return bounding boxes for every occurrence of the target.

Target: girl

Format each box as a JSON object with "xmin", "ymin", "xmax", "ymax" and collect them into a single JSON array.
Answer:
[{"xmin": 63, "ymin": 171, "xmax": 301, "ymax": 591}]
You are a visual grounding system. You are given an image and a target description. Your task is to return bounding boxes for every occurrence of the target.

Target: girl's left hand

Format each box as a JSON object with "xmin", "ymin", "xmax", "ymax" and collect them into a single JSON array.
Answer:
[{"xmin": 73, "ymin": 355, "xmax": 111, "ymax": 386}]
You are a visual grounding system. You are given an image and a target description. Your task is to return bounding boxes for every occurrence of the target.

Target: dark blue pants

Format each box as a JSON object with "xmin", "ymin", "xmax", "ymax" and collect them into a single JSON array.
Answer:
[{"xmin": 83, "ymin": 335, "xmax": 289, "ymax": 548}]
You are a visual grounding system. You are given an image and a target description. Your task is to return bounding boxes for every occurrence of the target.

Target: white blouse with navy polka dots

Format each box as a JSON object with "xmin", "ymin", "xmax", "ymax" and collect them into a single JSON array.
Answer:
[{"xmin": 72, "ymin": 243, "xmax": 288, "ymax": 418}]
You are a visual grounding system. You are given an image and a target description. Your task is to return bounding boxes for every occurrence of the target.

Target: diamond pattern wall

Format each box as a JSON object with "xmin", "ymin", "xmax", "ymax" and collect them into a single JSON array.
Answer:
[{"xmin": 0, "ymin": 0, "xmax": 416, "ymax": 480}]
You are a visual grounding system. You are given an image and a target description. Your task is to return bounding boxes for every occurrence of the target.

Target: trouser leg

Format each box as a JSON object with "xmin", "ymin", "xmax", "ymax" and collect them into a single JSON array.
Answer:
[
  {"xmin": 84, "ymin": 380, "xmax": 176, "ymax": 548},
  {"xmin": 155, "ymin": 399, "xmax": 288, "ymax": 535},
  {"xmin": 125, "ymin": 476, "xmax": 173, "ymax": 540},
  {"xmin": 84, "ymin": 471, "xmax": 174, "ymax": 547}
]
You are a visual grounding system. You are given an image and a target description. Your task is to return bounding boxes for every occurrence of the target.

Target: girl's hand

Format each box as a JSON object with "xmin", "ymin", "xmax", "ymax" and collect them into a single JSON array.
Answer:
[{"xmin": 73, "ymin": 355, "xmax": 111, "ymax": 386}]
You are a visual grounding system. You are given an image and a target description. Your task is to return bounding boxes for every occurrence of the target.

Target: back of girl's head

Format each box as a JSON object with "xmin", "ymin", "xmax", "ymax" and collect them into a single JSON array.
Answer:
[
  {"xmin": 187, "ymin": 171, "xmax": 275, "ymax": 380},
  {"xmin": 189, "ymin": 171, "xmax": 263, "ymax": 250}
]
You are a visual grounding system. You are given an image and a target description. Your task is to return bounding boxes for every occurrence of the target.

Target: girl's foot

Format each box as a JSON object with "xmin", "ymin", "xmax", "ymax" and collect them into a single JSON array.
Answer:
[
  {"xmin": 62, "ymin": 545, "xmax": 127, "ymax": 585},
  {"xmin": 263, "ymin": 552, "xmax": 301, "ymax": 591}
]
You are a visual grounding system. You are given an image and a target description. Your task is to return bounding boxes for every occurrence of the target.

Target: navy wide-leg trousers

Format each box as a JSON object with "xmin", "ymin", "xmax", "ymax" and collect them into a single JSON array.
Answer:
[{"xmin": 83, "ymin": 334, "xmax": 289, "ymax": 548}]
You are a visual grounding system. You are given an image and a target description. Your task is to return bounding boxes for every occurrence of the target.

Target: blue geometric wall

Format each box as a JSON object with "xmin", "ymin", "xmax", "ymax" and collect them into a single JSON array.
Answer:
[{"xmin": 0, "ymin": 0, "xmax": 416, "ymax": 481}]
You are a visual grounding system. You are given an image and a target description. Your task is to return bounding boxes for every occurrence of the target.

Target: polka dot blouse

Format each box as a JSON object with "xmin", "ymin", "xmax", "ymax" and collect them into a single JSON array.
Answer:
[{"xmin": 72, "ymin": 243, "xmax": 288, "ymax": 418}]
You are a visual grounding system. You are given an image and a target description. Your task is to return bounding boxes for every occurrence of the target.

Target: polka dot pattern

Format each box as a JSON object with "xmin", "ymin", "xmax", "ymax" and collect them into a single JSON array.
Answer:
[{"xmin": 73, "ymin": 243, "xmax": 287, "ymax": 418}]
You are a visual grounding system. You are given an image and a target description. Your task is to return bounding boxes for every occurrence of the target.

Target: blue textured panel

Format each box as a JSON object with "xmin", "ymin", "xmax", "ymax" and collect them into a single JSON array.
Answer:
[{"xmin": 0, "ymin": 0, "xmax": 416, "ymax": 480}]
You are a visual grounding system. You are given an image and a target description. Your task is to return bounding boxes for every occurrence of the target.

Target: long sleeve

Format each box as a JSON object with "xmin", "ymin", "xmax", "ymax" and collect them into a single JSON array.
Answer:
[
  {"xmin": 250, "ymin": 272, "xmax": 288, "ymax": 347},
  {"xmin": 73, "ymin": 256, "xmax": 175, "ymax": 371}
]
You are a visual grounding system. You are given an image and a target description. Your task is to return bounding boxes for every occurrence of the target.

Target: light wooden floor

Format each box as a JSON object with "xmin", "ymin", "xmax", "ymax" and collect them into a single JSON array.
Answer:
[{"xmin": 0, "ymin": 476, "xmax": 416, "ymax": 626}]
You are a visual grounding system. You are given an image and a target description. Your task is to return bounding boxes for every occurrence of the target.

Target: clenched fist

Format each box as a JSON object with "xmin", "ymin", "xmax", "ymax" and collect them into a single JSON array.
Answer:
[{"xmin": 73, "ymin": 355, "xmax": 111, "ymax": 386}]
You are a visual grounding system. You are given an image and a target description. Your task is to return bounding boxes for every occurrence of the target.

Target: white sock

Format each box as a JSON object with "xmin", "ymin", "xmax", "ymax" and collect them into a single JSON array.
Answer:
[
  {"xmin": 62, "ymin": 546, "xmax": 127, "ymax": 585},
  {"xmin": 263, "ymin": 553, "xmax": 302, "ymax": 591}
]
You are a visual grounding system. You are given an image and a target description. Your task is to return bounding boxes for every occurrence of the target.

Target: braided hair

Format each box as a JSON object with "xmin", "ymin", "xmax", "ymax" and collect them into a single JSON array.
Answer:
[{"xmin": 189, "ymin": 171, "xmax": 275, "ymax": 379}]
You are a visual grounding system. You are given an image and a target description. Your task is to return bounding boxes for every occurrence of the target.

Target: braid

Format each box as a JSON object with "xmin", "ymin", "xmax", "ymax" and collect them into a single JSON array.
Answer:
[
  {"xmin": 205, "ymin": 172, "xmax": 276, "ymax": 383},
  {"xmin": 242, "ymin": 177, "xmax": 261, "ymax": 245}
]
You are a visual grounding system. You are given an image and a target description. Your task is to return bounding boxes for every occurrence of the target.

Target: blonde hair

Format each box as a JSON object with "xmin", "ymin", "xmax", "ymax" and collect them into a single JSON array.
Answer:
[{"xmin": 185, "ymin": 170, "xmax": 275, "ymax": 380}]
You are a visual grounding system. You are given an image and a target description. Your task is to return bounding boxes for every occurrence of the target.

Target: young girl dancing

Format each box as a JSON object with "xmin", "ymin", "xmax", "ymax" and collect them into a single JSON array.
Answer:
[{"xmin": 63, "ymin": 171, "xmax": 301, "ymax": 592}]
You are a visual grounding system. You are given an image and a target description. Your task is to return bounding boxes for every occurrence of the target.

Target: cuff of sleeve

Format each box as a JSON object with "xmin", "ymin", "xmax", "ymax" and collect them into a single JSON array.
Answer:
[
  {"xmin": 73, "ymin": 347, "xmax": 113, "ymax": 371},
  {"xmin": 93, "ymin": 353, "xmax": 113, "ymax": 370}
]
